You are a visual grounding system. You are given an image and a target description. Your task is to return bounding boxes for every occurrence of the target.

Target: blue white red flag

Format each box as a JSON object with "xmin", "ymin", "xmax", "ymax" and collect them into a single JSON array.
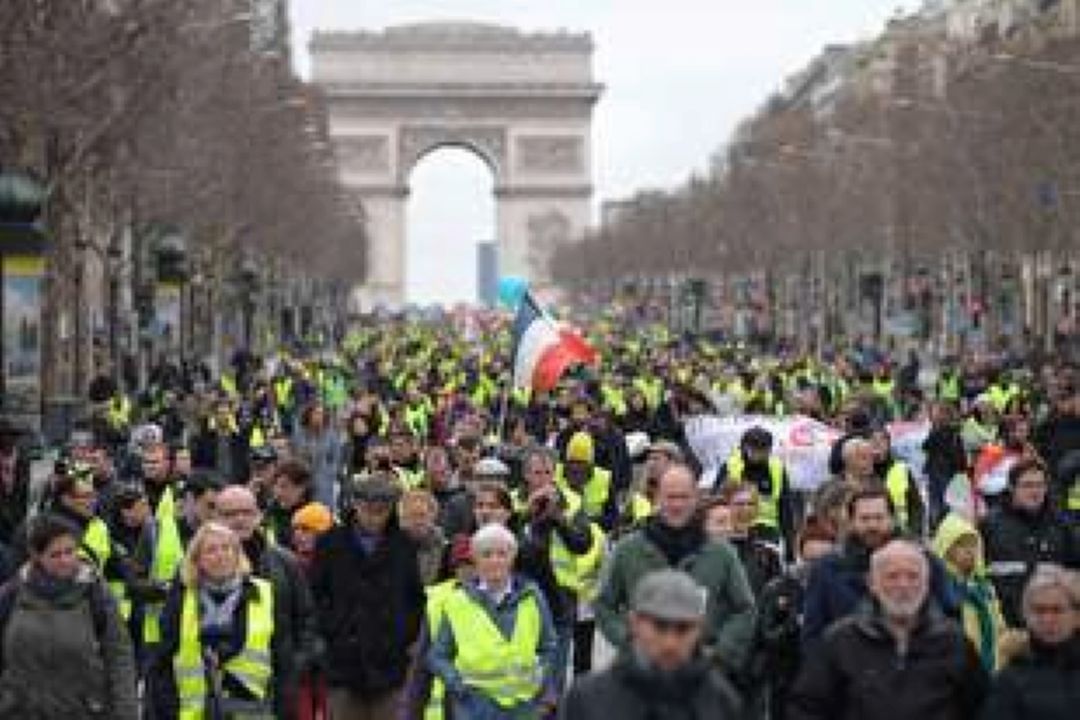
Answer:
[{"xmin": 511, "ymin": 292, "xmax": 598, "ymax": 392}]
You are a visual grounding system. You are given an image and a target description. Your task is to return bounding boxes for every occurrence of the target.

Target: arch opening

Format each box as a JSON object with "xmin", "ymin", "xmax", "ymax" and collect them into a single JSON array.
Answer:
[{"xmin": 406, "ymin": 146, "xmax": 496, "ymax": 306}]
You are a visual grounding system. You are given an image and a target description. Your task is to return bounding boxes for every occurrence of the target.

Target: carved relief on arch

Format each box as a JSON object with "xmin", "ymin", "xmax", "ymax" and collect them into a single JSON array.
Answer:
[
  {"xmin": 398, "ymin": 125, "xmax": 507, "ymax": 181},
  {"xmin": 335, "ymin": 135, "xmax": 391, "ymax": 174},
  {"xmin": 526, "ymin": 209, "xmax": 571, "ymax": 276}
]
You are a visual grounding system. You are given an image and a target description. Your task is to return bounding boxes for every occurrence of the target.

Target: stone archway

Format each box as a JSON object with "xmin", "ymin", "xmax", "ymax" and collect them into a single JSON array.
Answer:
[{"xmin": 311, "ymin": 21, "xmax": 603, "ymax": 307}]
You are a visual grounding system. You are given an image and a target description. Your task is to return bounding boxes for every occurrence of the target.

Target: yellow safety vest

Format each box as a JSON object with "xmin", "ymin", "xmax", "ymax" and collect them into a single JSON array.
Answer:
[
  {"xmin": 273, "ymin": 377, "xmax": 293, "ymax": 409},
  {"xmin": 174, "ymin": 577, "xmax": 274, "ymax": 719},
  {"xmin": 220, "ymin": 374, "xmax": 239, "ymax": 399},
  {"xmin": 725, "ymin": 453, "xmax": 785, "ymax": 530},
  {"xmin": 145, "ymin": 486, "xmax": 184, "ymax": 644},
  {"xmin": 106, "ymin": 395, "xmax": 131, "ymax": 430},
  {"xmin": 1068, "ymin": 479, "xmax": 1080, "ymax": 512},
  {"xmin": 885, "ymin": 462, "xmax": 913, "ymax": 531},
  {"xmin": 629, "ymin": 492, "xmax": 652, "ymax": 523},
  {"xmin": 81, "ymin": 517, "xmax": 131, "ymax": 620},
  {"xmin": 423, "ymin": 580, "xmax": 460, "ymax": 720},
  {"xmin": 555, "ymin": 465, "xmax": 612, "ymax": 522},
  {"xmin": 571, "ymin": 524, "xmax": 606, "ymax": 602},
  {"xmin": 442, "ymin": 588, "xmax": 543, "ymax": 708}
]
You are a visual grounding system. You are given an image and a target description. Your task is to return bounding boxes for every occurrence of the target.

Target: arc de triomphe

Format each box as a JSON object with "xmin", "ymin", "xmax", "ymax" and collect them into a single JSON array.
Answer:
[{"xmin": 310, "ymin": 22, "xmax": 602, "ymax": 308}]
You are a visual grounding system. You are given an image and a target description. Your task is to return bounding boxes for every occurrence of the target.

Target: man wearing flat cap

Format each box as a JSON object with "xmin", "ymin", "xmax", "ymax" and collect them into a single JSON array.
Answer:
[
  {"xmin": 310, "ymin": 472, "xmax": 425, "ymax": 720},
  {"xmin": 562, "ymin": 569, "xmax": 743, "ymax": 719}
]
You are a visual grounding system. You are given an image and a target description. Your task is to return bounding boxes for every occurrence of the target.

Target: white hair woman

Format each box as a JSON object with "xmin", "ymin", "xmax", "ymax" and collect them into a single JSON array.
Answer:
[
  {"xmin": 981, "ymin": 564, "xmax": 1079, "ymax": 720},
  {"xmin": 427, "ymin": 523, "xmax": 559, "ymax": 719},
  {"xmin": 148, "ymin": 522, "xmax": 279, "ymax": 718}
]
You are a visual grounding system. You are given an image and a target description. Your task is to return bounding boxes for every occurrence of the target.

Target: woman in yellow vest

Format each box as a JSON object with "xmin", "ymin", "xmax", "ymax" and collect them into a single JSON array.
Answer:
[
  {"xmin": 150, "ymin": 522, "xmax": 278, "ymax": 719},
  {"xmin": 428, "ymin": 523, "xmax": 559, "ymax": 720}
]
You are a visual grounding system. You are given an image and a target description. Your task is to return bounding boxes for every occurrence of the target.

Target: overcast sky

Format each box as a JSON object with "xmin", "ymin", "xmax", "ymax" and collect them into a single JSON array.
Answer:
[{"xmin": 289, "ymin": 1, "xmax": 917, "ymax": 304}]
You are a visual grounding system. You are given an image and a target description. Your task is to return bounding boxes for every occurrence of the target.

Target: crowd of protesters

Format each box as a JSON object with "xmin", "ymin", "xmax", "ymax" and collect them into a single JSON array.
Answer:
[{"xmin": 0, "ymin": 310, "xmax": 1076, "ymax": 720}]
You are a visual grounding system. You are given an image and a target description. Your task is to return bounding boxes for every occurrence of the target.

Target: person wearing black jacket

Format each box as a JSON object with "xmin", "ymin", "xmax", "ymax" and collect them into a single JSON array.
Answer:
[
  {"xmin": 981, "ymin": 564, "xmax": 1080, "ymax": 720},
  {"xmin": 1033, "ymin": 382, "xmax": 1080, "ymax": 483},
  {"xmin": 151, "ymin": 522, "xmax": 283, "ymax": 719},
  {"xmin": 922, "ymin": 401, "xmax": 968, "ymax": 530},
  {"xmin": 979, "ymin": 459, "xmax": 1080, "ymax": 627},
  {"xmin": 516, "ymin": 445, "xmax": 595, "ymax": 679},
  {"xmin": 310, "ymin": 475, "xmax": 424, "ymax": 720},
  {"xmin": 216, "ymin": 485, "xmax": 321, "ymax": 720},
  {"xmin": 789, "ymin": 540, "xmax": 988, "ymax": 720},
  {"xmin": 562, "ymin": 569, "xmax": 743, "ymax": 720}
]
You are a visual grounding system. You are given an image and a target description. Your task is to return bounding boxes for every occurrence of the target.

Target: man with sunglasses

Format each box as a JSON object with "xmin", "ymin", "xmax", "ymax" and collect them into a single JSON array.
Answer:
[{"xmin": 563, "ymin": 569, "xmax": 743, "ymax": 719}]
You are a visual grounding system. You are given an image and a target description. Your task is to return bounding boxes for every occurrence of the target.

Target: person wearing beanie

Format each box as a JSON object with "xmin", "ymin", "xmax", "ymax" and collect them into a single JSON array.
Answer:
[
  {"xmin": 289, "ymin": 501, "xmax": 334, "ymax": 720},
  {"xmin": 291, "ymin": 502, "xmax": 334, "ymax": 573}
]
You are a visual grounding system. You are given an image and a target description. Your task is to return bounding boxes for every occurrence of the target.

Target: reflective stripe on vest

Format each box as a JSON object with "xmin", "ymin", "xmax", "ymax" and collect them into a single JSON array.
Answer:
[
  {"xmin": 726, "ymin": 453, "xmax": 784, "ymax": 530},
  {"xmin": 175, "ymin": 577, "xmax": 274, "ymax": 719},
  {"xmin": 443, "ymin": 588, "xmax": 543, "ymax": 708},
  {"xmin": 885, "ymin": 462, "xmax": 912, "ymax": 530},
  {"xmin": 144, "ymin": 487, "xmax": 184, "ymax": 644}
]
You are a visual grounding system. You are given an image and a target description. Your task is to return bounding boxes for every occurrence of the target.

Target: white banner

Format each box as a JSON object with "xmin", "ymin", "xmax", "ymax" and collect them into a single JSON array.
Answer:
[{"xmin": 684, "ymin": 415, "xmax": 929, "ymax": 491}]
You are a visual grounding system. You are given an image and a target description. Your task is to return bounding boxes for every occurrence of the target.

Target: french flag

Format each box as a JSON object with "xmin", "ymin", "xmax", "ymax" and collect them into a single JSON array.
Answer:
[{"xmin": 511, "ymin": 292, "xmax": 599, "ymax": 392}]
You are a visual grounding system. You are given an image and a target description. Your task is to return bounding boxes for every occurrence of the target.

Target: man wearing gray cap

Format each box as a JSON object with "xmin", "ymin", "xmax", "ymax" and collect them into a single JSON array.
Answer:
[{"xmin": 561, "ymin": 568, "xmax": 743, "ymax": 720}]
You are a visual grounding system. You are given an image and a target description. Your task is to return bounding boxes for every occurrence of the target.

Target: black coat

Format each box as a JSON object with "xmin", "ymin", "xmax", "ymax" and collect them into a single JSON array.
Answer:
[
  {"xmin": 979, "ymin": 503, "xmax": 1080, "ymax": 626},
  {"xmin": 788, "ymin": 602, "xmax": 988, "ymax": 720},
  {"xmin": 980, "ymin": 636, "xmax": 1080, "ymax": 720},
  {"xmin": 310, "ymin": 523, "xmax": 424, "ymax": 696},
  {"xmin": 560, "ymin": 655, "xmax": 743, "ymax": 720}
]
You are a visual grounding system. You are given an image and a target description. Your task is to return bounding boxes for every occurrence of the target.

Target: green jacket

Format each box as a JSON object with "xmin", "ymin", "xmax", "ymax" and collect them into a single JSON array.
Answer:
[{"xmin": 594, "ymin": 526, "xmax": 757, "ymax": 671}]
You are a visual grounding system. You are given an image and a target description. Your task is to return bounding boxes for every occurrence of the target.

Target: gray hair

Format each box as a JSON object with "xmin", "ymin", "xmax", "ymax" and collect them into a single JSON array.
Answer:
[
  {"xmin": 471, "ymin": 522, "xmax": 518, "ymax": 556},
  {"xmin": 520, "ymin": 444, "xmax": 558, "ymax": 473},
  {"xmin": 870, "ymin": 539, "xmax": 928, "ymax": 579},
  {"xmin": 1023, "ymin": 564, "xmax": 1080, "ymax": 617}
]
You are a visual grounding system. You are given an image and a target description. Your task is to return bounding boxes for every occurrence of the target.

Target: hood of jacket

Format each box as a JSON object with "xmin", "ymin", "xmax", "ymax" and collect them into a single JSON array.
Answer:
[{"xmin": 932, "ymin": 512, "xmax": 988, "ymax": 578}]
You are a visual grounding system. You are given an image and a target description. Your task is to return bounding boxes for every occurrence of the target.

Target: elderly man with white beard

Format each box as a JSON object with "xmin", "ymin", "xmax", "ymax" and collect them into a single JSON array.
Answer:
[{"xmin": 787, "ymin": 539, "xmax": 988, "ymax": 720}]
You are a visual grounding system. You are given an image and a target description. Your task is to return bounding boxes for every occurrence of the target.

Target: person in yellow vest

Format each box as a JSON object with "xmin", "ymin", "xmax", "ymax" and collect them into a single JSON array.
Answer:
[
  {"xmin": 139, "ymin": 441, "xmax": 186, "ymax": 652},
  {"xmin": 427, "ymin": 523, "xmax": 559, "ymax": 720},
  {"xmin": 23, "ymin": 467, "xmax": 131, "ymax": 621},
  {"xmin": 713, "ymin": 427, "xmax": 796, "ymax": 558},
  {"xmin": 402, "ymin": 535, "xmax": 476, "ymax": 720},
  {"xmin": 869, "ymin": 427, "xmax": 926, "ymax": 537},
  {"xmin": 150, "ymin": 522, "xmax": 280, "ymax": 719},
  {"xmin": 519, "ymin": 445, "xmax": 597, "ymax": 685},
  {"xmin": 556, "ymin": 432, "xmax": 616, "ymax": 531}
]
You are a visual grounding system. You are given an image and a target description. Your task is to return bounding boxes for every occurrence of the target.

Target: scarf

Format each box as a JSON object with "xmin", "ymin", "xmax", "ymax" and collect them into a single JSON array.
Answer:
[
  {"xmin": 198, "ymin": 576, "xmax": 245, "ymax": 641},
  {"xmin": 956, "ymin": 575, "xmax": 998, "ymax": 672},
  {"xmin": 25, "ymin": 564, "xmax": 79, "ymax": 602},
  {"xmin": 644, "ymin": 517, "xmax": 705, "ymax": 567}
]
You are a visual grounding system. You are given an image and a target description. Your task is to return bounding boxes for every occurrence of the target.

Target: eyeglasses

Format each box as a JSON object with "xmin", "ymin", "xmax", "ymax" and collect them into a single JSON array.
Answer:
[{"xmin": 218, "ymin": 507, "xmax": 258, "ymax": 519}]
